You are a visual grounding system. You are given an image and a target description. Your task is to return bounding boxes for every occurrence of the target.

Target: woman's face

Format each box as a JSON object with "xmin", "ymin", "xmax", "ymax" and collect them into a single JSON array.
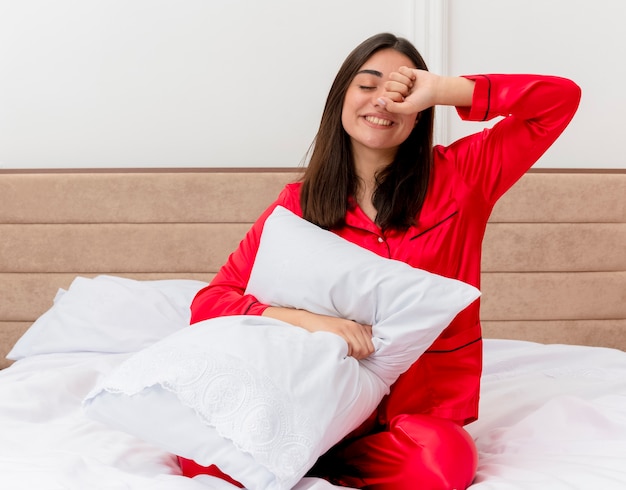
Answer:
[{"xmin": 341, "ymin": 49, "xmax": 418, "ymax": 158}]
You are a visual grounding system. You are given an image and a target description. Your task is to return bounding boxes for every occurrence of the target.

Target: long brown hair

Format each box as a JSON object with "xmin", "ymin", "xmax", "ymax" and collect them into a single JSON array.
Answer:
[{"xmin": 300, "ymin": 32, "xmax": 434, "ymax": 231}]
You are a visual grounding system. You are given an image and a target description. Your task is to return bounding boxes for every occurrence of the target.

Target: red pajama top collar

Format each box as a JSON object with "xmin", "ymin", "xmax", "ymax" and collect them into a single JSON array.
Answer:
[{"xmin": 190, "ymin": 74, "xmax": 581, "ymax": 427}]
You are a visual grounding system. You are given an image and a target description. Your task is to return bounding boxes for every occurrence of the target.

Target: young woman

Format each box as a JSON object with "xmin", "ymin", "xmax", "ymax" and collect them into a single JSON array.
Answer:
[{"xmin": 180, "ymin": 33, "xmax": 581, "ymax": 489}]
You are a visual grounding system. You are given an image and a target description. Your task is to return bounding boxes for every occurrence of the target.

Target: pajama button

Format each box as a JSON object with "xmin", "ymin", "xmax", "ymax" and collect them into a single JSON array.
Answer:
[{"xmin": 377, "ymin": 237, "xmax": 384, "ymax": 243}]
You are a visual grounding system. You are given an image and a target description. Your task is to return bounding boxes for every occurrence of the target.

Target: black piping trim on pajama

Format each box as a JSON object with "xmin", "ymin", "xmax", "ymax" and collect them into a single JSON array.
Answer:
[
  {"xmin": 243, "ymin": 301, "xmax": 258, "ymax": 315},
  {"xmin": 425, "ymin": 336, "xmax": 482, "ymax": 354},
  {"xmin": 479, "ymin": 74, "xmax": 491, "ymax": 121},
  {"xmin": 409, "ymin": 211, "xmax": 459, "ymax": 241}
]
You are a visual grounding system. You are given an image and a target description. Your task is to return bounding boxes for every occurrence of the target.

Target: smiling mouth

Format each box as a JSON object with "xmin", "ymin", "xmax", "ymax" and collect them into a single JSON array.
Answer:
[{"xmin": 365, "ymin": 115, "xmax": 393, "ymax": 127}]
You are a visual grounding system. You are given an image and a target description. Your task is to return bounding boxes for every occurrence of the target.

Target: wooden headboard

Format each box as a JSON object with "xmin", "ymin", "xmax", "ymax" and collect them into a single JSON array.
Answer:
[{"xmin": 1, "ymin": 168, "xmax": 624, "ymax": 368}]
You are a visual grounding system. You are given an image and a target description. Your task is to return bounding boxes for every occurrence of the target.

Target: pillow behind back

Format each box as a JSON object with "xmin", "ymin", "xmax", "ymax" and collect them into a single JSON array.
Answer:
[{"xmin": 7, "ymin": 275, "xmax": 206, "ymax": 360}]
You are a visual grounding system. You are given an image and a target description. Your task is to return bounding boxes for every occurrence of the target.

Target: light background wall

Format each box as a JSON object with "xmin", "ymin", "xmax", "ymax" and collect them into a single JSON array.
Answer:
[{"xmin": 0, "ymin": 0, "xmax": 623, "ymax": 169}]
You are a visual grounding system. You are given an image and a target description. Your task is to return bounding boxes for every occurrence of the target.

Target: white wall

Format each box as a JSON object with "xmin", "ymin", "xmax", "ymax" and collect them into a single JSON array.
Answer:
[
  {"xmin": 443, "ymin": 0, "xmax": 626, "ymax": 169},
  {"xmin": 0, "ymin": 0, "xmax": 623, "ymax": 169}
]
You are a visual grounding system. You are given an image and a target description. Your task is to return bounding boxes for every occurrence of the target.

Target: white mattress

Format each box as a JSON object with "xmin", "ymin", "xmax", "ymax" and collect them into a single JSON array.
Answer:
[{"xmin": 1, "ymin": 339, "xmax": 625, "ymax": 490}]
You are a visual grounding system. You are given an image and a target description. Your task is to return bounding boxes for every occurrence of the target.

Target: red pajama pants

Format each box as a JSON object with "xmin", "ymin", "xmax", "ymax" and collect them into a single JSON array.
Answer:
[{"xmin": 178, "ymin": 413, "xmax": 478, "ymax": 490}]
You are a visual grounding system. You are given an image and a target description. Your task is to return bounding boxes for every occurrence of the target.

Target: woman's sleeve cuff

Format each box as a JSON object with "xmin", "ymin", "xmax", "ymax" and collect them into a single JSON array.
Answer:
[{"xmin": 456, "ymin": 74, "xmax": 492, "ymax": 121}]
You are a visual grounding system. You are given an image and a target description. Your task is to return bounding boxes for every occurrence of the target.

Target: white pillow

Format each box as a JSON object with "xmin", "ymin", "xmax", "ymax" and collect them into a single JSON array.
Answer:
[
  {"xmin": 83, "ymin": 206, "xmax": 480, "ymax": 490},
  {"xmin": 7, "ymin": 275, "xmax": 207, "ymax": 360},
  {"xmin": 247, "ymin": 206, "xmax": 479, "ymax": 386}
]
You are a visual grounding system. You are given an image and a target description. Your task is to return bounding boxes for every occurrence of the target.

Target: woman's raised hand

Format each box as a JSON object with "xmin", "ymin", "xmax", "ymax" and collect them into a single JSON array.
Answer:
[
  {"xmin": 379, "ymin": 68, "xmax": 475, "ymax": 114},
  {"xmin": 379, "ymin": 67, "xmax": 439, "ymax": 115}
]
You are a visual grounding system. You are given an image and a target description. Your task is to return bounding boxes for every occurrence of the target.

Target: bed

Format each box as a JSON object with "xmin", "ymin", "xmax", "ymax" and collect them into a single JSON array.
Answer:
[{"xmin": 1, "ymin": 168, "xmax": 625, "ymax": 490}]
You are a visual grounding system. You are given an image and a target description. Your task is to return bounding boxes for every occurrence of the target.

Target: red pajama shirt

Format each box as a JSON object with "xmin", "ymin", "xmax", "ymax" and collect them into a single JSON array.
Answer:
[{"xmin": 190, "ymin": 74, "xmax": 581, "ymax": 429}]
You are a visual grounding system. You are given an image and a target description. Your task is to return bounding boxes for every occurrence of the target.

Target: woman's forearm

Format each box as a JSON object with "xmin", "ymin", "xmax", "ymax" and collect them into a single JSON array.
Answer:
[
  {"xmin": 262, "ymin": 306, "xmax": 375, "ymax": 360},
  {"xmin": 433, "ymin": 76, "xmax": 475, "ymax": 108}
]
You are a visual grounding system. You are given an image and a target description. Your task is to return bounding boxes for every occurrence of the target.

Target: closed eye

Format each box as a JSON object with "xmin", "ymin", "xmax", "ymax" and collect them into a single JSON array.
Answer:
[{"xmin": 359, "ymin": 85, "xmax": 376, "ymax": 91}]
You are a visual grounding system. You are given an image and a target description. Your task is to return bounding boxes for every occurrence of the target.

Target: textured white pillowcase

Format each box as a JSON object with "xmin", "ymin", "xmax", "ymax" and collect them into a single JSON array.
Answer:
[
  {"xmin": 84, "ymin": 206, "xmax": 480, "ymax": 490},
  {"xmin": 7, "ymin": 275, "xmax": 207, "ymax": 360}
]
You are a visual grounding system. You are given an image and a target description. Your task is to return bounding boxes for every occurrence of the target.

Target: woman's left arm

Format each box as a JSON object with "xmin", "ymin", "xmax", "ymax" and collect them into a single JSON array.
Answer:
[
  {"xmin": 449, "ymin": 73, "xmax": 581, "ymax": 203},
  {"xmin": 382, "ymin": 70, "xmax": 582, "ymax": 204},
  {"xmin": 381, "ymin": 68, "xmax": 475, "ymax": 111}
]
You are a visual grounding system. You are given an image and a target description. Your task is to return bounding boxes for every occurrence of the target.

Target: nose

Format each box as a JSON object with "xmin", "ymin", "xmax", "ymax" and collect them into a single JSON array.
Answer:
[
  {"xmin": 374, "ymin": 94, "xmax": 387, "ymax": 110},
  {"xmin": 373, "ymin": 88, "xmax": 387, "ymax": 107}
]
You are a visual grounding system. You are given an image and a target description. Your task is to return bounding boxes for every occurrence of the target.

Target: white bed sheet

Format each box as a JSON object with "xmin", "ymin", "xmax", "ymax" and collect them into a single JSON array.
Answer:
[
  {"xmin": 0, "ymin": 351, "xmax": 348, "ymax": 490},
  {"xmin": 1, "ymin": 339, "xmax": 626, "ymax": 490}
]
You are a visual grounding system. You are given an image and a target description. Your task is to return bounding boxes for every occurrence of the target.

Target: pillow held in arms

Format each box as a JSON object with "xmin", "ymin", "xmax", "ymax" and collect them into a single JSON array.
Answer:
[{"xmin": 84, "ymin": 206, "xmax": 480, "ymax": 490}]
